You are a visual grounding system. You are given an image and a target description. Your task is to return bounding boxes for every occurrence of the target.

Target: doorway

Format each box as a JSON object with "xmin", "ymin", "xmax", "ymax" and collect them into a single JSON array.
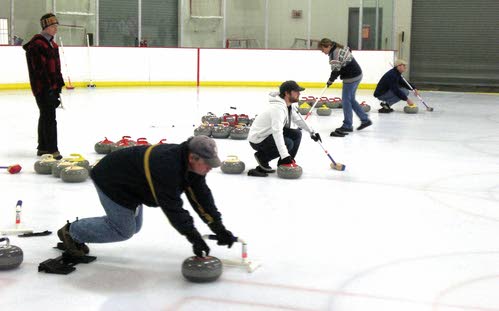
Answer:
[{"xmin": 348, "ymin": 7, "xmax": 383, "ymax": 50}]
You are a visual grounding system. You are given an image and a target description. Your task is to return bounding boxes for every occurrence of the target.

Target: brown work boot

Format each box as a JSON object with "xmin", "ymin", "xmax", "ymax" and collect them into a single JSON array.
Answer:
[{"xmin": 57, "ymin": 222, "xmax": 85, "ymax": 257}]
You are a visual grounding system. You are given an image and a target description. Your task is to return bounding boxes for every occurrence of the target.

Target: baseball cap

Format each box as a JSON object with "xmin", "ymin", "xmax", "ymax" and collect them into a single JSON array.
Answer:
[
  {"xmin": 188, "ymin": 136, "xmax": 221, "ymax": 168},
  {"xmin": 279, "ymin": 80, "xmax": 305, "ymax": 94}
]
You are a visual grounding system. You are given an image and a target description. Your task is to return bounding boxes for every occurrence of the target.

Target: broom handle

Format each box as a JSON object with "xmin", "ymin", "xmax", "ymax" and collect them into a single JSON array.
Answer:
[
  {"xmin": 401, "ymin": 75, "xmax": 430, "ymax": 108},
  {"xmin": 59, "ymin": 38, "xmax": 72, "ymax": 84},
  {"xmin": 295, "ymin": 106, "xmax": 344, "ymax": 169},
  {"xmin": 304, "ymin": 86, "xmax": 329, "ymax": 120},
  {"xmin": 86, "ymin": 34, "xmax": 93, "ymax": 84}
]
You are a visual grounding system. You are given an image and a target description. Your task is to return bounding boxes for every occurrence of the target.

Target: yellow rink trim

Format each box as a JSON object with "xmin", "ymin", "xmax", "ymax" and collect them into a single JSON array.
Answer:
[
  {"xmin": 198, "ymin": 81, "xmax": 378, "ymax": 89},
  {"xmin": 0, "ymin": 81, "xmax": 377, "ymax": 90},
  {"xmin": 0, "ymin": 83, "xmax": 31, "ymax": 90}
]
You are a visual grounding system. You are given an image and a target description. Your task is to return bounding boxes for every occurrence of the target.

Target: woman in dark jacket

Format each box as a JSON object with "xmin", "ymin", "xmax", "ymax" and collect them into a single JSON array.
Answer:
[{"xmin": 319, "ymin": 38, "xmax": 372, "ymax": 137}]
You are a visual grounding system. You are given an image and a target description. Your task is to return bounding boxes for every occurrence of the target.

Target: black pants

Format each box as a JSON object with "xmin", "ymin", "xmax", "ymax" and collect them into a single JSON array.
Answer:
[
  {"xmin": 35, "ymin": 94, "xmax": 58, "ymax": 153},
  {"xmin": 250, "ymin": 128, "xmax": 302, "ymax": 163}
]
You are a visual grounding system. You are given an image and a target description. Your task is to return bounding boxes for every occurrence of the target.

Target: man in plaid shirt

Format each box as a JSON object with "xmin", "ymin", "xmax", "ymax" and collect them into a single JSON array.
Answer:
[{"xmin": 23, "ymin": 13, "xmax": 65, "ymax": 159}]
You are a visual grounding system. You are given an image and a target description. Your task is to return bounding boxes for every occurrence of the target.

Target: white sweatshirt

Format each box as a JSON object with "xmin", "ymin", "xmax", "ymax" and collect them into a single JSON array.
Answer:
[{"xmin": 248, "ymin": 92, "xmax": 313, "ymax": 159}]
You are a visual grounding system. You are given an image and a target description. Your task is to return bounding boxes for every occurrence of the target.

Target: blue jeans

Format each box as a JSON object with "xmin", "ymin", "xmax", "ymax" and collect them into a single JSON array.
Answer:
[
  {"xmin": 70, "ymin": 186, "xmax": 143, "ymax": 244},
  {"xmin": 250, "ymin": 127, "xmax": 302, "ymax": 162},
  {"xmin": 377, "ymin": 88, "xmax": 410, "ymax": 106},
  {"xmin": 341, "ymin": 79, "xmax": 369, "ymax": 129}
]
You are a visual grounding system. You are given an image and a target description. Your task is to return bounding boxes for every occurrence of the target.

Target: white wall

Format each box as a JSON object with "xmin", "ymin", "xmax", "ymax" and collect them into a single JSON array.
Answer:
[
  {"xmin": 0, "ymin": 45, "xmax": 394, "ymax": 87},
  {"xmin": 394, "ymin": 1, "xmax": 413, "ymax": 74}
]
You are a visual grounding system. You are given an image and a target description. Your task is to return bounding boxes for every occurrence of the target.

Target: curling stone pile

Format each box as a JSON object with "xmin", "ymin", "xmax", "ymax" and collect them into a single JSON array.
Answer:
[
  {"xmin": 0, "ymin": 237, "xmax": 23, "ymax": 270},
  {"xmin": 327, "ymin": 97, "xmax": 342, "ymax": 109},
  {"xmin": 194, "ymin": 112, "xmax": 253, "ymax": 140},
  {"xmin": 300, "ymin": 95, "xmax": 316, "ymax": 105},
  {"xmin": 182, "ymin": 256, "xmax": 223, "ymax": 283},
  {"xmin": 297, "ymin": 95, "xmax": 344, "ymax": 116},
  {"xmin": 94, "ymin": 136, "xmax": 166, "ymax": 155},
  {"xmin": 35, "ymin": 153, "xmax": 91, "ymax": 183},
  {"xmin": 220, "ymin": 156, "xmax": 245, "ymax": 174}
]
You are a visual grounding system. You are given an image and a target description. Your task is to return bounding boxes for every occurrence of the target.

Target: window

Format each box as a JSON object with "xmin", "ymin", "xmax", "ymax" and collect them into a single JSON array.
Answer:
[{"xmin": 0, "ymin": 19, "xmax": 8, "ymax": 45}]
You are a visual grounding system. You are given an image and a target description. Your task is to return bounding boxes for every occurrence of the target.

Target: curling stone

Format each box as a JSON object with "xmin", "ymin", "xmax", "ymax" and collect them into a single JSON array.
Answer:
[
  {"xmin": 136, "ymin": 137, "xmax": 151, "ymax": 146},
  {"xmin": 220, "ymin": 156, "xmax": 245, "ymax": 174},
  {"xmin": 52, "ymin": 160, "xmax": 73, "ymax": 178},
  {"xmin": 298, "ymin": 102, "xmax": 311, "ymax": 115},
  {"xmin": 237, "ymin": 114, "xmax": 250, "ymax": 125},
  {"xmin": 94, "ymin": 137, "xmax": 115, "ymax": 154},
  {"xmin": 229, "ymin": 124, "xmax": 249, "ymax": 140},
  {"xmin": 157, "ymin": 139, "xmax": 167, "ymax": 144},
  {"xmin": 0, "ymin": 237, "xmax": 23, "ymax": 270},
  {"xmin": 316, "ymin": 105, "xmax": 332, "ymax": 116},
  {"xmin": 194, "ymin": 123, "xmax": 212, "ymax": 137},
  {"xmin": 304, "ymin": 96, "xmax": 316, "ymax": 105},
  {"xmin": 111, "ymin": 136, "xmax": 136, "ymax": 152},
  {"xmin": 61, "ymin": 166, "xmax": 89, "ymax": 183},
  {"xmin": 327, "ymin": 97, "xmax": 342, "ymax": 109},
  {"xmin": 211, "ymin": 123, "xmax": 231, "ymax": 139},
  {"xmin": 64, "ymin": 153, "xmax": 90, "ymax": 170},
  {"xmin": 277, "ymin": 162, "xmax": 303, "ymax": 179},
  {"xmin": 404, "ymin": 105, "xmax": 419, "ymax": 114},
  {"xmin": 182, "ymin": 256, "xmax": 223, "ymax": 283},
  {"xmin": 34, "ymin": 154, "xmax": 59, "ymax": 175},
  {"xmin": 360, "ymin": 102, "xmax": 371, "ymax": 112},
  {"xmin": 201, "ymin": 112, "xmax": 220, "ymax": 125},
  {"xmin": 222, "ymin": 113, "xmax": 238, "ymax": 126},
  {"xmin": 315, "ymin": 97, "xmax": 329, "ymax": 108}
]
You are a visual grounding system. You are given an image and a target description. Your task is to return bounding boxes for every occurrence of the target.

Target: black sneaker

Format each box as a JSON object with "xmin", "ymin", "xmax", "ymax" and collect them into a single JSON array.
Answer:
[
  {"xmin": 57, "ymin": 222, "xmax": 86, "ymax": 257},
  {"xmin": 254, "ymin": 152, "xmax": 275, "ymax": 173},
  {"xmin": 379, "ymin": 102, "xmax": 394, "ymax": 113},
  {"xmin": 378, "ymin": 107, "xmax": 394, "ymax": 113},
  {"xmin": 248, "ymin": 167, "xmax": 269, "ymax": 177},
  {"xmin": 330, "ymin": 130, "xmax": 347, "ymax": 137},
  {"xmin": 335, "ymin": 127, "xmax": 353, "ymax": 133},
  {"xmin": 357, "ymin": 119, "xmax": 372, "ymax": 131}
]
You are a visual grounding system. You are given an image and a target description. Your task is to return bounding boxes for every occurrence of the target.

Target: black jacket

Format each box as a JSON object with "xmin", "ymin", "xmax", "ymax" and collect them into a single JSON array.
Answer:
[
  {"xmin": 373, "ymin": 67, "xmax": 415, "ymax": 100},
  {"xmin": 328, "ymin": 47, "xmax": 362, "ymax": 83},
  {"xmin": 91, "ymin": 142, "xmax": 222, "ymax": 236}
]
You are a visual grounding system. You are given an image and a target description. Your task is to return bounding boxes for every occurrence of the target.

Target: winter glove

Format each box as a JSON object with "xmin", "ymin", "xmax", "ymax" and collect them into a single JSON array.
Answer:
[
  {"xmin": 209, "ymin": 222, "xmax": 236, "ymax": 248},
  {"xmin": 277, "ymin": 156, "xmax": 294, "ymax": 166},
  {"xmin": 47, "ymin": 90, "xmax": 61, "ymax": 108},
  {"xmin": 326, "ymin": 80, "xmax": 333, "ymax": 88},
  {"xmin": 185, "ymin": 229, "xmax": 210, "ymax": 257},
  {"xmin": 310, "ymin": 132, "xmax": 322, "ymax": 142}
]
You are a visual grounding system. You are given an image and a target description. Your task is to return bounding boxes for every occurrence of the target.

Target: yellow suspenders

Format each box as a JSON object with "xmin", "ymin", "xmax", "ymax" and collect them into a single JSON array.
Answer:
[
  {"xmin": 144, "ymin": 144, "xmax": 159, "ymax": 205},
  {"xmin": 144, "ymin": 144, "xmax": 213, "ymax": 225}
]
